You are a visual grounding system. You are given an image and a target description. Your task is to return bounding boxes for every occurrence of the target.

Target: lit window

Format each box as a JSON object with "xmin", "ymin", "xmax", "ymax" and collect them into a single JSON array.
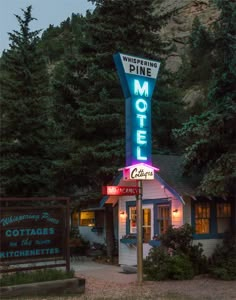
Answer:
[
  {"xmin": 79, "ymin": 211, "xmax": 95, "ymax": 226},
  {"xmin": 130, "ymin": 207, "xmax": 137, "ymax": 234},
  {"xmin": 157, "ymin": 205, "xmax": 170, "ymax": 234},
  {"xmin": 129, "ymin": 207, "xmax": 151, "ymax": 242},
  {"xmin": 217, "ymin": 203, "xmax": 231, "ymax": 233},
  {"xmin": 195, "ymin": 203, "xmax": 210, "ymax": 234}
]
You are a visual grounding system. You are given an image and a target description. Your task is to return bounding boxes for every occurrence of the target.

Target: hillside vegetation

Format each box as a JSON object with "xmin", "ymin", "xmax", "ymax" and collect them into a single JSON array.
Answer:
[{"xmin": 0, "ymin": 0, "xmax": 235, "ymax": 202}]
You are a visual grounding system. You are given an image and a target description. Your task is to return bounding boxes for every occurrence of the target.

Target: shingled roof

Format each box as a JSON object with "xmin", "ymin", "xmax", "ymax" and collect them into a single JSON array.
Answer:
[{"xmin": 152, "ymin": 154, "xmax": 198, "ymax": 196}]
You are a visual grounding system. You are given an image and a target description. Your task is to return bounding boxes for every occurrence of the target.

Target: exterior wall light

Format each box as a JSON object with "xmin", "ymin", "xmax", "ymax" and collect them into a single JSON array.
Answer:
[{"xmin": 120, "ymin": 211, "xmax": 127, "ymax": 218}]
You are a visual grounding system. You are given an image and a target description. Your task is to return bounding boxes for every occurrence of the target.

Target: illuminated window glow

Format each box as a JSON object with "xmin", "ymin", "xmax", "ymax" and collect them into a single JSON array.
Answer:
[
  {"xmin": 217, "ymin": 203, "xmax": 231, "ymax": 233},
  {"xmin": 129, "ymin": 207, "xmax": 151, "ymax": 242},
  {"xmin": 80, "ymin": 211, "xmax": 95, "ymax": 226},
  {"xmin": 195, "ymin": 203, "xmax": 210, "ymax": 234}
]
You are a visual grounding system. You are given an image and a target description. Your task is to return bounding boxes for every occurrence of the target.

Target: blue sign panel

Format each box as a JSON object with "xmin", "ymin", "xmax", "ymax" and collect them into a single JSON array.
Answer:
[{"xmin": 114, "ymin": 53, "xmax": 160, "ymax": 166}]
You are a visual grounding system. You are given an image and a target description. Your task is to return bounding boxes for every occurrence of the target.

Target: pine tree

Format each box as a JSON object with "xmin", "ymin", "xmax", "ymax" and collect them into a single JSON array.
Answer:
[
  {"xmin": 52, "ymin": 0, "xmax": 180, "ymax": 194},
  {"xmin": 173, "ymin": 0, "xmax": 236, "ymax": 196},
  {"xmin": 0, "ymin": 6, "xmax": 57, "ymax": 196}
]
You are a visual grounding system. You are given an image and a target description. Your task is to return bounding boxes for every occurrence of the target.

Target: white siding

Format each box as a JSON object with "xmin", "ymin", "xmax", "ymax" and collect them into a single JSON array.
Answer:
[
  {"xmin": 118, "ymin": 178, "xmax": 184, "ymax": 266},
  {"xmin": 171, "ymin": 197, "xmax": 184, "ymax": 228},
  {"xmin": 193, "ymin": 239, "xmax": 223, "ymax": 257},
  {"xmin": 183, "ymin": 197, "xmax": 192, "ymax": 224}
]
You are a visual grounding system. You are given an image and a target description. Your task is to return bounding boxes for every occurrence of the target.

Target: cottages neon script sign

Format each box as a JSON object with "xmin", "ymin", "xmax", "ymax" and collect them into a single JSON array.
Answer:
[{"xmin": 113, "ymin": 53, "xmax": 160, "ymax": 168}]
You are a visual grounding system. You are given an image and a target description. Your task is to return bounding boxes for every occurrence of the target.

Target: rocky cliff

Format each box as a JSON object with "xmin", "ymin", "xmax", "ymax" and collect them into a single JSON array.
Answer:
[{"xmin": 154, "ymin": 0, "xmax": 219, "ymax": 72}]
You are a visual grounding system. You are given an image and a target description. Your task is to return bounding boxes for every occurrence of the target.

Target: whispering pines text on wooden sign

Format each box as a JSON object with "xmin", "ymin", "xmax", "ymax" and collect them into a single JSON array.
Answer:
[{"xmin": 0, "ymin": 208, "xmax": 65, "ymax": 262}]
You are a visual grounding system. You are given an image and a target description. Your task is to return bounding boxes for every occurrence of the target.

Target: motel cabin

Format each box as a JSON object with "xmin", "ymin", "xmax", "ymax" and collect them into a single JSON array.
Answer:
[{"xmin": 98, "ymin": 154, "xmax": 235, "ymax": 267}]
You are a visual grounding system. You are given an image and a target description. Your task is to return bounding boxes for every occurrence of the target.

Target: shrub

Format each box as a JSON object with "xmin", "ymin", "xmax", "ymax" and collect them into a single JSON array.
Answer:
[
  {"xmin": 209, "ymin": 233, "xmax": 236, "ymax": 280},
  {"xmin": 144, "ymin": 224, "xmax": 208, "ymax": 280},
  {"xmin": 160, "ymin": 224, "xmax": 207, "ymax": 275},
  {"xmin": 143, "ymin": 247, "xmax": 170, "ymax": 280},
  {"xmin": 167, "ymin": 254, "xmax": 194, "ymax": 280},
  {"xmin": 0, "ymin": 268, "xmax": 75, "ymax": 287},
  {"xmin": 143, "ymin": 247, "xmax": 194, "ymax": 280},
  {"xmin": 159, "ymin": 224, "xmax": 194, "ymax": 254}
]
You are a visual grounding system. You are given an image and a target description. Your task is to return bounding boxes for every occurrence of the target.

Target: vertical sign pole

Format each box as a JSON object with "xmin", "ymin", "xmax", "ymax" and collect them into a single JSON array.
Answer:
[{"xmin": 136, "ymin": 180, "xmax": 143, "ymax": 283}]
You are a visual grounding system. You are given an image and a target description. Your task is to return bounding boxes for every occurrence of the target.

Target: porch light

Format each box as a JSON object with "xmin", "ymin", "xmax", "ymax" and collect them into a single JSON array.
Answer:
[{"xmin": 120, "ymin": 211, "xmax": 127, "ymax": 218}]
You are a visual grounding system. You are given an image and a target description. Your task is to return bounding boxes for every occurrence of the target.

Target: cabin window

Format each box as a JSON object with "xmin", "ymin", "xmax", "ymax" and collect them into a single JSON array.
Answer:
[
  {"xmin": 129, "ymin": 207, "xmax": 151, "ymax": 243},
  {"xmin": 195, "ymin": 203, "xmax": 210, "ymax": 234},
  {"xmin": 157, "ymin": 205, "xmax": 170, "ymax": 234},
  {"xmin": 79, "ymin": 211, "xmax": 95, "ymax": 226},
  {"xmin": 216, "ymin": 203, "xmax": 231, "ymax": 233}
]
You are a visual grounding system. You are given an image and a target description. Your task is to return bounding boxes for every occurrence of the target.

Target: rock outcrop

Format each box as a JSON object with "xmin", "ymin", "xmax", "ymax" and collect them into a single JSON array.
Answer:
[{"xmin": 154, "ymin": 0, "xmax": 219, "ymax": 71}]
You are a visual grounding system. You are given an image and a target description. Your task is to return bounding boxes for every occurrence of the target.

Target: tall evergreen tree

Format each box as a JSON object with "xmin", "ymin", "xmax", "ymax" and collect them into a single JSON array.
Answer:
[
  {"xmin": 0, "ymin": 6, "xmax": 57, "ymax": 196},
  {"xmin": 52, "ymin": 0, "xmax": 181, "ymax": 195},
  {"xmin": 173, "ymin": 0, "xmax": 236, "ymax": 196}
]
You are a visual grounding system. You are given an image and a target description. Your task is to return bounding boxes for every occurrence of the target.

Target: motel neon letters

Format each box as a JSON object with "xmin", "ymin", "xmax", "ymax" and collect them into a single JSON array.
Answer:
[
  {"xmin": 113, "ymin": 53, "xmax": 160, "ymax": 167},
  {"xmin": 134, "ymin": 79, "xmax": 149, "ymax": 161}
]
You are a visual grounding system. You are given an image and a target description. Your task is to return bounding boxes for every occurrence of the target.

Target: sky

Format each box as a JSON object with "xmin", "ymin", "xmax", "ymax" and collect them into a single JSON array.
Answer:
[{"xmin": 0, "ymin": 0, "xmax": 95, "ymax": 54}]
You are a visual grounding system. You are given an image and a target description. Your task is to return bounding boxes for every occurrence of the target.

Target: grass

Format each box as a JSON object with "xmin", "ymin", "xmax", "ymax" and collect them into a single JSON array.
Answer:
[{"xmin": 0, "ymin": 268, "xmax": 75, "ymax": 287}]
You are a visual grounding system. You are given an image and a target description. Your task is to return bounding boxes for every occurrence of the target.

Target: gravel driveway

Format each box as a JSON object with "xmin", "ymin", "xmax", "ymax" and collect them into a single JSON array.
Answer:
[{"xmin": 76, "ymin": 274, "xmax": 236, "ymax": 300}]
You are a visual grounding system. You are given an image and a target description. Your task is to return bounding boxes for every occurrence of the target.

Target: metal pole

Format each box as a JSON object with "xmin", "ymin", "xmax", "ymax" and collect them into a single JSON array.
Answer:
[{"xmin": 136, "ymin": 180, "xmax": 143, "ymax": 283}]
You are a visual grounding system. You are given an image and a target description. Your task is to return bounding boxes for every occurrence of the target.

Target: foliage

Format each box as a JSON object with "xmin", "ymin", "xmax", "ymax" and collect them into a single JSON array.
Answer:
[
  {"xmin": 0, "ymin": 6, "xmax": 60, "ymax": 196},
  {"xmin": 159, "ymin": 224, "xmax": 194, "ymax": 254},
  {"xmin": 0, "ymin": 268, "xmax": 74, "ymax": 287},
  {"xmin": 160, "ymin": 224, "xmax": 208, "ymax": 275},
  {"xmin": 209, "ymin": 233, "xmax": 236, "ymax": 280},
  {"xmin": 167, "ymin": 254, "xmax": 194, "ymax": 280},
  {"xmin": 173, "ymin": 0, "xmax": 236, "ymax": 197},
  {"xmin": 51, "ymin": 0, "xmax": 178, "ymax": 195},
  {"xmin": 143, "ymin": 247, "xmax": 194, "ymax": 280},
  {"xmin": 144, "ymin": 224, "xmax": 207, "ymax": 280},
  {"xmin": 144, "ymin": 247, "xmax": 171, "ymax": 280}
]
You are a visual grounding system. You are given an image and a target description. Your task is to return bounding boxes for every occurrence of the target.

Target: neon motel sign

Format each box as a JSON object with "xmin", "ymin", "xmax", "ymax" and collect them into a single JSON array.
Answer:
[{"xmin": 113, "ymin": 53, "xmax": 160, "ymax": 179}]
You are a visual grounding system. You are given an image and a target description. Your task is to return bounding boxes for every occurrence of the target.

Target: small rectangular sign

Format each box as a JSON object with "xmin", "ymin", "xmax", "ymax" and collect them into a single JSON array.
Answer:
[
  {"xmin": 102, "ymin": 186, "xmax": 140, "ymax": 196},
  {"xmin": 121, "ymin": 163, "xmax": 158, "ymax": 181}
]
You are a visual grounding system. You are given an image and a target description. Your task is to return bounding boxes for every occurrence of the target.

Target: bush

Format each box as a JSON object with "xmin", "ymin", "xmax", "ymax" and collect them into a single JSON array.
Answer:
[
  {"xmin": 143, "ymin": 247, "xmax": 194, "ymax": 280},
  {"xmin": 168, "ymin": 254, "xmax": 194, "ymax": 280},
  {"xmin": 144, "ymin": 247, "xmax": 170, "ymax": 280},
  {"xmin": 160, "ymin": 224, "xmax": 207, "ymax": 275},
  {"xmin": 160, "ymin": 224, "xmax": 194, "ymax": 254},
  {"xmin": 144, "ymin": 224, "xmax": 207, "ymax": 280},
  {"xmin": 0, "ymin": 268, "xmax": 75, "ymax": 287},
  {"xmin": 209, "ymin": 233, "xmax": 236, "ymax": 280}
]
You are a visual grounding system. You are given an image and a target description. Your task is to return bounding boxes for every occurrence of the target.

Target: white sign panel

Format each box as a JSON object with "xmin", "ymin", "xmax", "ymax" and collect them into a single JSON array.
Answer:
[
  {"xmin": 120, "ymin": 53, "xmax": 160, "ymax": 79},
  {"xmin": 123, "ymin": 164, "xmax": 155, "ymax": 181}
]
